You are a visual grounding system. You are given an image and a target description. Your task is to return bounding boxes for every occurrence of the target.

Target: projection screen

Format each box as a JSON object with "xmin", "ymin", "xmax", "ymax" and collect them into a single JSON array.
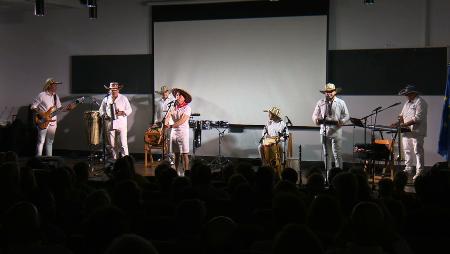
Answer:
[{"xmin": 154, "ymin": 15, "xmax": 327, "ymax": 126}]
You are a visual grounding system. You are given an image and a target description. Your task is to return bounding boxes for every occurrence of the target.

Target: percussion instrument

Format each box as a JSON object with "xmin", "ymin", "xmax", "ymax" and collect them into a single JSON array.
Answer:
[
  {"xmin": 84, "ymin": 111, "xmax": 102, "ymax": 145},
  {"xmin": 262, "ymin": 136, "xmax": 279, "ymax": 146},
  {"xmin": 145, "ymin": 126, "xmax": 163, "ymax": 146},
  {"xmin": 189, "ymin": 119, "xmax": 197, "ymax": 128},
  {"xmin": 211, "ymin": 121, "xmax": 229, "ymax": 128},
  {"xmin": 262, "ymin": 137, "xmax": 282, "ymax": 176},
  {"xmin": 201, "ymin": 120, "xmax": 212, "ymax": 130}
]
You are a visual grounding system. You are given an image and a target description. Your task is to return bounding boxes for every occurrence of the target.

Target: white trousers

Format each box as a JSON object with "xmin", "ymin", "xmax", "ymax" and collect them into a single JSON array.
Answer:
[
  {"xmin": 171, "ymin": 128, "xmax": 189, "ymax": 154},
  {"xmin": 321, "ymin": 135, "xmax": 343, "ymax": 171},
  {"xmin": 36, "ymin": 124, "xmax": 57, "ymax": 156},
  {"xmin": 402, "ymin": 135, "xmax": 425, "ymax": 172},
  {"xmin": 106, "ymin": 125, "xmax": 129, "ymax": 160}
]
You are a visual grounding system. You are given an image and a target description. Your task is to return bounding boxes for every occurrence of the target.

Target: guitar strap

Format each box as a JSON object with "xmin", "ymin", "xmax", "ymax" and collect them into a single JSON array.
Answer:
[{"xmin": 53, "ymin": 94, "xmax": 57, "ymax": 107}]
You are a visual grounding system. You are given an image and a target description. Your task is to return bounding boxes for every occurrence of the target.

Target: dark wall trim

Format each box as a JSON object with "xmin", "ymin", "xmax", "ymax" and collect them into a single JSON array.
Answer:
[
  {"xmin": 329, "ymin": 47, "xmax": 448, "ymax": 95},
  {"xmin": 152, "ymin": 0, "xmax": 329, "ymax": 22}
]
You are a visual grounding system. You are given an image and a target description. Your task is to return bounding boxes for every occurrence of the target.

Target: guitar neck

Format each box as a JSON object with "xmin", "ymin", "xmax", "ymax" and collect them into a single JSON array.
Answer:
[{"xmin": 50, "ymin": 107, "xmax": 64, "ymax": 118}]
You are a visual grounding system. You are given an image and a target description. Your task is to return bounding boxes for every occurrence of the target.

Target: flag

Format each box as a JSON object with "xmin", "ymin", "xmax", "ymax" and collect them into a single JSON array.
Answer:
[{"xmin": 438, "ymin": 65, "xmax": 450, "ymax": 160}]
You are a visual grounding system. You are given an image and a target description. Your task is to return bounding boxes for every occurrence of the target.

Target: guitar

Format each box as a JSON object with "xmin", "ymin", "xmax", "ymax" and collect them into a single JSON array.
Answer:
[{"xmin": 34, "ymin": 96, "xmax": 85, "ymax": 130}]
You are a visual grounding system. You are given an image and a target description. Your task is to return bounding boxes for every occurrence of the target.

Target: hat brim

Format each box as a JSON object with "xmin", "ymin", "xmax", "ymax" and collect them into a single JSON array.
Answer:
[
  {"xmin": 320, "ymin": 87, "xmax": 342, "ymax": 94},
  {"xmin": 398, "ymin": 90, "xmax": 418, "ymax": 96},
  {"xmin": 263, "ymin": 109, "xmax": 281, "ymax": 119},
  {"xmin": 172, "ymin": 88, "xmax": 192, "ymax": 103},
  {"xmin": 156, "ymin": 89, "xmax": 170, "ymax": 95},
  {"xmin": 104, "ymin": 84, "xmax": 124, "ymax": 90}
]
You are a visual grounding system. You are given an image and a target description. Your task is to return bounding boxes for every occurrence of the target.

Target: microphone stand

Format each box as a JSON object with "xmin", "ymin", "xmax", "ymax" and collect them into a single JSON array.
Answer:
[
  {"xmin": 101, "ymin": 92, "xmax": 109, "ymax": 174},
  {"xmin": 280, "ymin": 127, "xmax": 288, "ymax": 173},
  {"xmin": 323, "ymin": 100, "xmax": 329, "ymax": 185}
]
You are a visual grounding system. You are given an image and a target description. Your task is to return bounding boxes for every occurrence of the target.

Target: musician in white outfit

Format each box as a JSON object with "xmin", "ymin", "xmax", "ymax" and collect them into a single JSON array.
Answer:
[
  {"xmin": 99, "ymin": 82, "xmax": 133, "ymax": 160},
  {"xmin": 154, "ymin": 85, "xmax": 175, "ymax": 125},
  {"xmin": 165, "ymin": 88, "xmax": 191, "ymax": 173},
  {"xmin": 258, "ymin": 106, "xmax": 289, "ymax": 169},
  {"xmin": 31, "ymin": 78, "xmax": 75, "ymax": 156},
  {"xmin": 391, "ymin": 84, "xmax": 428, "ymax": 180},
  {"xmin": 153, "ymin": 85, "xmax": 175, "ymax": 161},
  {"xmin": 312, "ymin": 83, "xmax": 350, "ymax": 177}
]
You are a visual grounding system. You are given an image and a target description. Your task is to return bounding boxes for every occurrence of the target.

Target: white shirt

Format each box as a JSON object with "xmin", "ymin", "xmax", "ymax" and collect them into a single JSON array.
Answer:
[
  {"xmin": 31, "ymin": 91, "xmax": 62, "ymax": 126},
  {"xmin": 171, "ymin": 104, "xmax": 191, "ymax": 132},
  {"xmin": 262, "ymin": 119, "xmax": 289, "ymax": 139},
  {"xmin": 154, "ymin": 95, "xmax": 175, "ymax": 124},
  {"xmin": 99, "ymin": 93, "xmax": 132, "ymax": 130},
  {"xmin": 312, "ymin": 97, "xmax": 350, "ymax": 137},
  {"xmin": 400, "ymin": 96, "xmax": 427, "ymax": 137}
]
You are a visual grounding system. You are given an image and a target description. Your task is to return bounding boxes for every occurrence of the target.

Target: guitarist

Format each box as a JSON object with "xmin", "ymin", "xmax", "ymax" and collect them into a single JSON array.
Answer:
[{"xmin": 31, "ymin": 78, "xmax": 75, "ymax": 156}]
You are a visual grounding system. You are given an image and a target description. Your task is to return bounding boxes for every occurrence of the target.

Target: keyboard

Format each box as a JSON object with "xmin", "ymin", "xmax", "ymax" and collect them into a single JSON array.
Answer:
[{"xmin": 367, "ymin": 125, "xmax": 410, "ymax": 133}]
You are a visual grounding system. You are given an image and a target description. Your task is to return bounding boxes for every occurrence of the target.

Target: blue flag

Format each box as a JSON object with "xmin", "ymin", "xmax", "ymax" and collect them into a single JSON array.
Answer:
[{"xmin": 438, "ymin": 65, "xmax": 450, "ymax": 160}]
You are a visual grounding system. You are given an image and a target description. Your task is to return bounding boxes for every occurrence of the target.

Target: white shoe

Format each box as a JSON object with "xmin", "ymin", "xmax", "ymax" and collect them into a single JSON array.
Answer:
[
  {"xmin": 413, "ymin": 169, "xmax": 424, "ymax": 181},
  {"xmin": 403, "ymin": 168, "xmax": 413, "ymax": 174}
]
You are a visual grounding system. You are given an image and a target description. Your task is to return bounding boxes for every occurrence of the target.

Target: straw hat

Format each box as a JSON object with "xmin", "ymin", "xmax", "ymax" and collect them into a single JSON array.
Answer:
[
  {"xmin": 398, "ymin": 84, "xmax": 419, "ymax": 95},
  {"xmin": 320, "ymin": 83, "xmax": 342, "ymax": 94},
  {"xmin": 42, "ymin": 78, "xmax": 62, "ymax": 91},
  {"xmin": 264, "ymin": 106, "xmax": 282, "ymax": 119},
  {"xmin": 104, "ymin": 82, "xmax": 123, "ymax": 91},
  {"xmin": 172, "ymin": 88, "xmax": 192, "ymax": 103},
  {"xmin": 156, "ymin": 85, "xmax": 170, "ymax": 94}
]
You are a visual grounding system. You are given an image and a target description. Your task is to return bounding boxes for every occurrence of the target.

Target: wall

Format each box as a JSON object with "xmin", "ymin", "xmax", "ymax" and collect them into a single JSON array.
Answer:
[{"xmin": 0, "ymin": 0, "xmax": 449, "ymax": 166}]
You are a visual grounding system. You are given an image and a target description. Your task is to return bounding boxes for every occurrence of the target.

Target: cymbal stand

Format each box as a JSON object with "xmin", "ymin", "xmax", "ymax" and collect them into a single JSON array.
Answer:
[{"xmin": 209, "ymin": 126, "xmax": 230, "ymax": 171}]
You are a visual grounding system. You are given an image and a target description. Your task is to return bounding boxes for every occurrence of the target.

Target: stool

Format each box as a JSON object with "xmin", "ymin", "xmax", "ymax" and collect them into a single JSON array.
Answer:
[{"xmin": 144, "ymin": 143, "xmax": 163, "ymax": 168}]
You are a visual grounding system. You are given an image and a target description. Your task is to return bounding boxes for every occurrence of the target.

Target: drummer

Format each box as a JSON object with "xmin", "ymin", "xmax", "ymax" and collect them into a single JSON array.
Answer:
[{"xmin": 258, "ymin": 106, "xmax": 289, "ymax": 167}]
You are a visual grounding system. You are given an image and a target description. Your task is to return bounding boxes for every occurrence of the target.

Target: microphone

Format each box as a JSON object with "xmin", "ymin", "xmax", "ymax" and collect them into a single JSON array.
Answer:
[
  {"xmin": 372, "ymin": 106, "xmax": 382, "ymax": 112},
  {"xmin": 391, "ymin": 102, "xmax": 401, "ymax": 107},
  {"xmin": 285, "ymin": 116, "xmax": 293, "ymax": 126}
]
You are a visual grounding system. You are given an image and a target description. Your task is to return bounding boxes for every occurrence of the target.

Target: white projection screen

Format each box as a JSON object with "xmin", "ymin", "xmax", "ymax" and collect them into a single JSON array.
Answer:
[{"xmin": 154, "ymin": 15, "xmax": 327, "ymax": 126}]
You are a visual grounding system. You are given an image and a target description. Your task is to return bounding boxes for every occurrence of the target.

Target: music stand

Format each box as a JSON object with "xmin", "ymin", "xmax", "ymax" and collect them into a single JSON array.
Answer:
[
  {"xmin": 209, "ymin": 125, "xmax": 230, "ymax": 173},
  {"xmin": 349, "ymin": 117, "xmax": 364, "ymax": 128}
]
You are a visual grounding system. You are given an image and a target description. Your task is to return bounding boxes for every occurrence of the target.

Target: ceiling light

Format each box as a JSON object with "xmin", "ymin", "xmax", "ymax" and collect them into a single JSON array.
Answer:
[
  {"xmin": 89, "ymin": 6, "xmax": 97, "ymax": 19},
  {"xmin": 87, "ymin": 0, "xmax": 97, "ymax": 8},
  {"xmin": 34, "ymin": 0, "xmax": 45, "ymax": 16}
]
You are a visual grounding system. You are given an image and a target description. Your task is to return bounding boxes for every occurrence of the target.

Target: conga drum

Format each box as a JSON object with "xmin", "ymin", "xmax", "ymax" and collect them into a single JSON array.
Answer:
[
  {"xmin": 145, "ymin": 126, "xmax": 163, "ymax": 146},
  {"xmin": 262, "ymin": 137, "xmax": 282, "ymax": 176},
  {"xmin": 84, "ymin": 111, "xmax": 101, "ymax": 145}
]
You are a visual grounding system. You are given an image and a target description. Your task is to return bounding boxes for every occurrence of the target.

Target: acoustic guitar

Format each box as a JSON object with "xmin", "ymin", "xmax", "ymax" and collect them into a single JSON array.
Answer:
[{"xmin": 34, "ymin": 96, "xmax": 85, "ymax": 130}]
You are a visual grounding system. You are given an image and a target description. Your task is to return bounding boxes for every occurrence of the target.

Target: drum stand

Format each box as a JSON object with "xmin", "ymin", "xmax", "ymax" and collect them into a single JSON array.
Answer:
[
  {"xmin": 209, "ymin": 127, "xmax": 230, "ymax": 172},
  {"xmin": 85, "ymin": 100, "xmax": 106, "ymax": 177}
]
